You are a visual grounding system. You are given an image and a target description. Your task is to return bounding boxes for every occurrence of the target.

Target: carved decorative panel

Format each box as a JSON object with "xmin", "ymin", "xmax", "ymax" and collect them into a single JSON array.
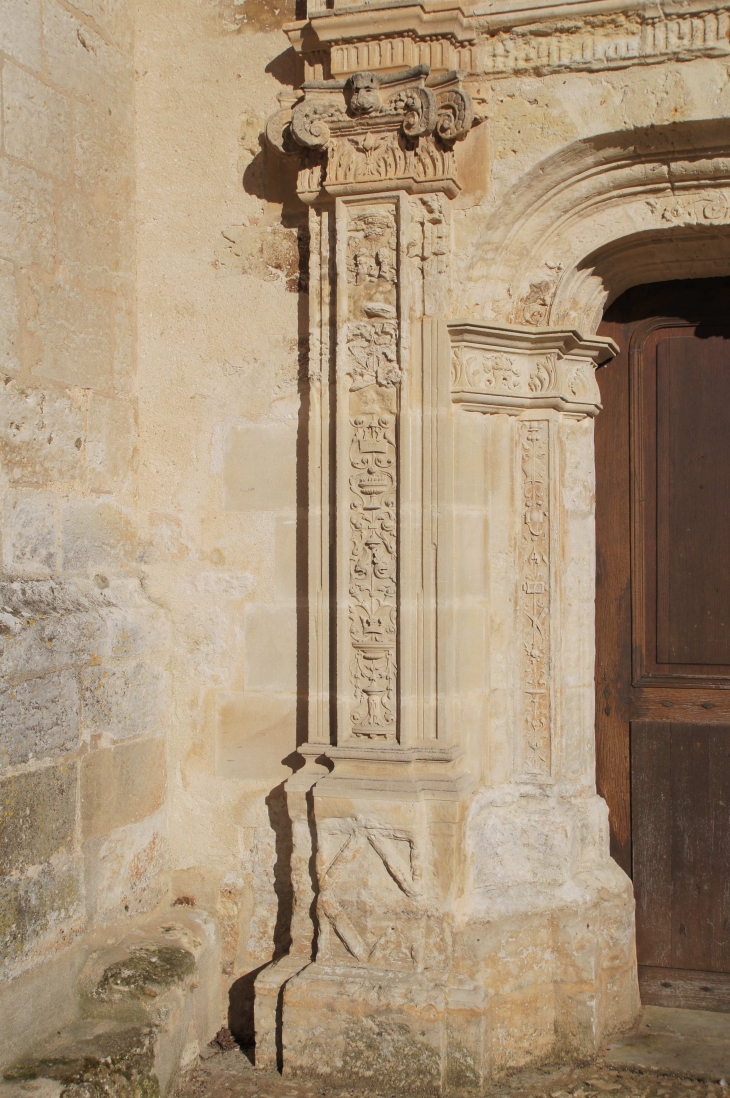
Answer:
[
  {"xmin": 519, "ymin": 420, "xmax": 552, "ymax": 778},
  {"xmin": 338, "ymin": 199, "xmax": 402, "ymax": 742}
]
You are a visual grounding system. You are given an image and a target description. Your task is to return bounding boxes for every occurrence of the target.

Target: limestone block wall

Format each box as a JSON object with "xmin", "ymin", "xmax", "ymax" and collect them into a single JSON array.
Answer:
[
  {"xmin": 133, "ymin": 0, "xmax": 305, "ymax": 1046},
  {"xmin": 0, "ymin": 0, "xmax": 171, "ymax": 1066},
  {"xmin": 1, "ymin": 0, "xmax": 312, "ymax": 1064}
]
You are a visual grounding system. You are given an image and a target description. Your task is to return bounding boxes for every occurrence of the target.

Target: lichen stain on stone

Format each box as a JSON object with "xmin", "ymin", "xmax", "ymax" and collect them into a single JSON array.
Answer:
[
  {"xmin": 3, "ymin": 1025, "xmax": 160, "ymax": 1098},
  {"xmin": 211, "ymin": 0, "xmax": 298, "ymax": 34},
  {"xmin": 94, "ymin": 945, "xmax": 195, "ymax": 1002},
  {"xmin": 0, "ymin": 860, "xmax": 83, "ymax": 969}
]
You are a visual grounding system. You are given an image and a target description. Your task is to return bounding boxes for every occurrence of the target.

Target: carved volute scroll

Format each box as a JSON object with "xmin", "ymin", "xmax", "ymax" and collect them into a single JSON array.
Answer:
[{"xmin": 266, "ymin": 65, "xmax": 475, "ymax": 203}]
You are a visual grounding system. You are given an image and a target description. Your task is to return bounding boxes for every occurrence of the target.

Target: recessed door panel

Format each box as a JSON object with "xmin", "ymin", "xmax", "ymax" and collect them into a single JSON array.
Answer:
[{"xmin": 596, "ymin": 278, "xmax": 730, "ymax": 1010}]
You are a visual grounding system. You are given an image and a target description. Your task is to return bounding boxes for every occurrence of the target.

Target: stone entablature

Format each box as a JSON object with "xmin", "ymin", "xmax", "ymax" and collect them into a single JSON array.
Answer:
[{"xmin": 285, "ymin": 0, "xmax": 730, "ymax": 80}]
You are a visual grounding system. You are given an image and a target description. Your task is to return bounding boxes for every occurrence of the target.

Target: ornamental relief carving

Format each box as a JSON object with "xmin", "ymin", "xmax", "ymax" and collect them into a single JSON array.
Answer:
[
  {"xmin": 266, "ymin": 64, "xmax": 476, "ymax": 201},
  {"xmin": 342, "ymin": 202, "xmax": 402, "ymax": 742},
  {"xmin": 349, "ymin": 413, "xmax": 398, "ymax": 738},
  {"xmin": 450, "ymin": 344, "xmax": 601, "ymax": 412},
  {"xmin": 647, "ymin": 191, "xmax": 730, "ymax": 226},
  {"xmin": 347, "ymin": 322, "xmax": 401, "ymax": 391},
  {"xmin": 519, "ymin": 420, "xmax": 551, "ymax": 779},
  {"xmin": 316, "ymin": 822, "xmax": 450, "ymax": 974},
  {"xmin": 347, "ymin": 211, "xmax": 397, "ymax": 287}
]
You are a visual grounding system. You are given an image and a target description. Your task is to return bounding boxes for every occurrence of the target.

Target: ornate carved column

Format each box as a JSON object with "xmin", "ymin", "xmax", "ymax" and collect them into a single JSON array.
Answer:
[{"xmin": 257, "ymin": 65, "xmax": 485, "ymax": 1093}]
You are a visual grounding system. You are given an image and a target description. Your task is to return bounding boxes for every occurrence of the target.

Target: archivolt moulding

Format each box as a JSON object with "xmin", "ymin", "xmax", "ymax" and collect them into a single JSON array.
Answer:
[{"xmin": 459, "ymin": 118, "xmax": 730, "ymax": 335}]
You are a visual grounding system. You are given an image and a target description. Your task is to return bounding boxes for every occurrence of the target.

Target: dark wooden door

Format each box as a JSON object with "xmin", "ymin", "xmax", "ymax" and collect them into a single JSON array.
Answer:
[{"xmin": 596, "ymin": 278, "xmax": 730, "ymax": 1012}]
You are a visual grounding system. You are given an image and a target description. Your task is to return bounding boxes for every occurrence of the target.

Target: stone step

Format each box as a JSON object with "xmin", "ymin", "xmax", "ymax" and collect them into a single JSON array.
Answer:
[{"xmin": 0, "ymin": 911, "xmax": 219, "ymax": 1098}]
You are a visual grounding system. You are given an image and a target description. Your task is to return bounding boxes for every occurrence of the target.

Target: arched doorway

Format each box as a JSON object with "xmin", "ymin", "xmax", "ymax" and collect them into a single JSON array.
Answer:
[{"xmin": 595, "ymin": 276, "xmax": 730, "ymax": 1011}]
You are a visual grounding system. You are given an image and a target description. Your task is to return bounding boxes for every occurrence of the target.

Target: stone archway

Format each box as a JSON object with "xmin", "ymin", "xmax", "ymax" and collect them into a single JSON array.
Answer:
[{"xmin": 257, "ymin": 99, "xmax": 730, "ymax": 1088}]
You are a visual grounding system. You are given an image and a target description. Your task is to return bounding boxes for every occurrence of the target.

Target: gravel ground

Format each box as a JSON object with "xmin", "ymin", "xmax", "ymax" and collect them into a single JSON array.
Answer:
[{"xmin": 181, "ymin": 1041, "xmax": 729, "ymax": 1098}]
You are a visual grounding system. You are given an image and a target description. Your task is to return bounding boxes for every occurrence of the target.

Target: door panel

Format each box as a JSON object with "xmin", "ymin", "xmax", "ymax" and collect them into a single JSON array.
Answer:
[{"xmin": 596, "ymin": 278, "xmax": 730, "ymax": 1009}]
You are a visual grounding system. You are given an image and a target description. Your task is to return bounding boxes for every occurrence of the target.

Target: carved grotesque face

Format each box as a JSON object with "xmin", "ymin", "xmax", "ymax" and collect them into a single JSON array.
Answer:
[{"xmin": 349, "ymin": 72, "xmax": 381, "ymax": 115}]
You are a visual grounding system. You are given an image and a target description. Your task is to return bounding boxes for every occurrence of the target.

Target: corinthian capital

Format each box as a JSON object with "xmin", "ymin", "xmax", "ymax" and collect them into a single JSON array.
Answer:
[{"xmin": 266, "ymin": 64, "xmax": 477, "ymax": 202}]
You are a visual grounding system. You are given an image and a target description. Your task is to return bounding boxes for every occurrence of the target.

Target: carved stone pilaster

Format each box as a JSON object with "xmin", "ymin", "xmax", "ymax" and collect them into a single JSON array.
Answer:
[
  {"xmin": 447, "ymin": 322, "xmax": 616, "ymax": 786},
  {"xmin": 256, "ymin": 71, "xmax": 482, "ymax": 1094}
]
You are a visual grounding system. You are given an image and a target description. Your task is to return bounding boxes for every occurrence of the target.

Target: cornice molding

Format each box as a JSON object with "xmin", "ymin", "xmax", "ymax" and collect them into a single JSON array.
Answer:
[
  {"xmin": 285, "ymin": 0, "xmax": 730, "ymax": 79},
  {"xmin": 448, "ymin": 322, "xmax": 617, "ymax": 416}
]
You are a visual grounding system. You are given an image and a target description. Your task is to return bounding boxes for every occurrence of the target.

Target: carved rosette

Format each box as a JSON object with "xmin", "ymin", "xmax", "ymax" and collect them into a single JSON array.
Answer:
[
  {"xmin": 519, "ymin": 421, "xmax": 551, "ymax": 778},
  {"xmin": 266, "ymin": 65, "xmax": 475, "ymax": 202}
]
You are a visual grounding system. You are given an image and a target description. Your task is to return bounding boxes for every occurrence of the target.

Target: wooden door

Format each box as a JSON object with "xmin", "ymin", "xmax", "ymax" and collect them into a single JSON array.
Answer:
[{"xmin": 596, "ymin": 277, "xmax": 730, "ymax": 1012}]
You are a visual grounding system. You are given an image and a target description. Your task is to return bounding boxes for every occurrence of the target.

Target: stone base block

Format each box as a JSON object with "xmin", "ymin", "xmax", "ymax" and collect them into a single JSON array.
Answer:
[
  {"xmin": 254, "ymin": 956, "xmax": 312, "ymax": 1071},
  {"xmin": 279, "ymin": 963, "xmax": 486, "ymax": 1097}
]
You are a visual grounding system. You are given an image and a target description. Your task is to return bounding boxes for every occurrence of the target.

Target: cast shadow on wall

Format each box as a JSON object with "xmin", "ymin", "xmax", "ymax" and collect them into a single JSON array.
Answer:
[{"xmin": 227, "ymin": 136, "xmax": 319, "ymax": 1056}]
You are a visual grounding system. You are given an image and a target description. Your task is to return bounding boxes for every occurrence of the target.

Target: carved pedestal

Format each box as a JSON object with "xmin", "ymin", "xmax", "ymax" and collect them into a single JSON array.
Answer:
[{"xmin": 256, "ymin": 63, "xmax": 638, "ymax": 1088}]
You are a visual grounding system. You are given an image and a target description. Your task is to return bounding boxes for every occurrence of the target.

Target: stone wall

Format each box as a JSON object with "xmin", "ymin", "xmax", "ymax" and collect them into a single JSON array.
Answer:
[
  {"xmin": 4, "ymin": 0, "xmax": 730, "ymax": 1081},
  {"xmin": 1, "ymin": 0, "xmax": 306, "ymax": 1066},
  {"xmin": 133, "ymin": 0, "xmax": 305, "ymax": 1044},
  {"xmin": 0, "ymin": 0, "xmax": 169, "ymax": 1065}
]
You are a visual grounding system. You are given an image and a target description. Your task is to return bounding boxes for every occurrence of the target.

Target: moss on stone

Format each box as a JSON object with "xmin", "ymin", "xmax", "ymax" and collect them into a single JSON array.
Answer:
[
  {"xmin": 3, "ymin": 1025, "xmax": 160, "ymax": 1098},
  {"xmin": 94, "ymin": 946, "xmax": 195, "ymax": 1002}
]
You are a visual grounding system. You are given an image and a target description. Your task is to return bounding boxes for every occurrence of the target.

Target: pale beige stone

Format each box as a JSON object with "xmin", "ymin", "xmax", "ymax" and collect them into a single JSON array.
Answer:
[
  {"xmin": 243, "ymin": 603, "xmax": 296, "ymax": 693},
  {"xmin": 112, "ymin": 293, "xmax": 135, "ymax": 397},
  {"xmin": 9, "ymin": 0, "xmax": 729, "ymax": 1076},
  {"xmin": 67, "ymin": 0, "xmax": 134, "ymax": 55},
  {"xmin": 217, "ymin": 692, "xmax": 296, "ymax": 780},
  {"xmin": 80, "ymin": 736, "xmax": 165, "ymax": 840},
  {"xmin": 42, "ymin": 0, "xmax": 132, "ymax": 126},
  {"xmin": 2, "ymin": 489, "xmax": 57, "ymax": 573},
  {"xmin": 84, "ymin": 812, "xmax": 165, "ymax": 922},
  {"xmin": 0, "ymin": 382, "xmax": 85, "ymax": 487},
  {"xmin": 0, "ymin": 0, "xmax": 41, "ymax": 71},
  {"xmin": 2, "ymin": 63, "xmax": 71, "ymax": 182},
  {"xmin": 0, "ymin": 670, "xmax": 79, "ymax": 766},
  {"xmin": 80, "ymin": 660, "xmax": 165, "ymax": 740},
  {"xmin": 273, "ymin": 516, "xmax": 297, "ymax": 601},
  {"xmin": 28, "ymin": 276, "xmax": 112, "ymax": 391},
  {"xmin": 222, "ymin": 420, "xmax": 297, "ymax": 512},
  {"xmin": 87, "ymin": 395, "xmax": 136, "ymax": 491},
  {"xmin": 73, "ymin": 100, "xmax": 132, "ymax": 200},
  {"xmin": 60, "ymin": 500, "xmax": 137, "ymax": 571},
  {"xmin": 0, "ymin": 260, "xmax": 20, "ymax": 375},
  {"xmin": 59, "ymin": 187, "xmax": 130, "ymax": 292},
  {"xmin": 0, "ymin": 159, "xmax": 54, "ymax": 269}
]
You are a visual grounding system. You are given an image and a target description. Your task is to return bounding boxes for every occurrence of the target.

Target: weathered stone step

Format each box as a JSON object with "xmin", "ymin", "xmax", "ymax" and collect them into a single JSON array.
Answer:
[{"xmin": 1, "ymin": 912, "xmax": 219, "ymax": 1098}]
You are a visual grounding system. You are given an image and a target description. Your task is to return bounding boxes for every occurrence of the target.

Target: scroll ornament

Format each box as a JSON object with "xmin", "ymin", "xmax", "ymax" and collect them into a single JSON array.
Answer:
[{"xmin": 266, "ymin": 65, "xmax": 476, "ymax": 201}]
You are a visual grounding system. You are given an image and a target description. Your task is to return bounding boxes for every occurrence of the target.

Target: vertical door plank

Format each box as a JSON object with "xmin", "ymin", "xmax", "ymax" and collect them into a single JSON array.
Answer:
[
  {"xmin": 671, "ymin": 724, "xmax": 712, "ymax": 970},
  {"xmin": 710, "ymin": 727, "xmax": 730, "ymax": 973},
  {"xmin": 632, "ymin": 721, "xmax": 672, "ymax": 966},
  {"xmin": 665, "ymin": 337, "xmax": 730, "ymax": 666},
  {"xmin": 595, "ymin": 320, "xmax": 633, "ymax": 875}
]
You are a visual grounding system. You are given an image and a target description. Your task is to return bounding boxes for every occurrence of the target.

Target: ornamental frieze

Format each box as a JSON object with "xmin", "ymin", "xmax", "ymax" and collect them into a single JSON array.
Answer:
[{"xmin": 449, "ymin": 323, "xmax": 617, "ymax": 417}]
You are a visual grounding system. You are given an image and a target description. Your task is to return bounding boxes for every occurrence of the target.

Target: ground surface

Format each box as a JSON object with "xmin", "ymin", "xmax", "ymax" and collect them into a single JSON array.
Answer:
[{"xmin": 183, "ymin": 1008, "xmax": 730, "ymax": 1098}]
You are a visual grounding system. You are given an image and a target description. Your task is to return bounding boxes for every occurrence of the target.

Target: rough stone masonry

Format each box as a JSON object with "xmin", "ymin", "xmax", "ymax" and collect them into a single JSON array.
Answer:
[{"xmin": 2, "ymin": 0, "xmax": 730, "ymax": 1087}]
